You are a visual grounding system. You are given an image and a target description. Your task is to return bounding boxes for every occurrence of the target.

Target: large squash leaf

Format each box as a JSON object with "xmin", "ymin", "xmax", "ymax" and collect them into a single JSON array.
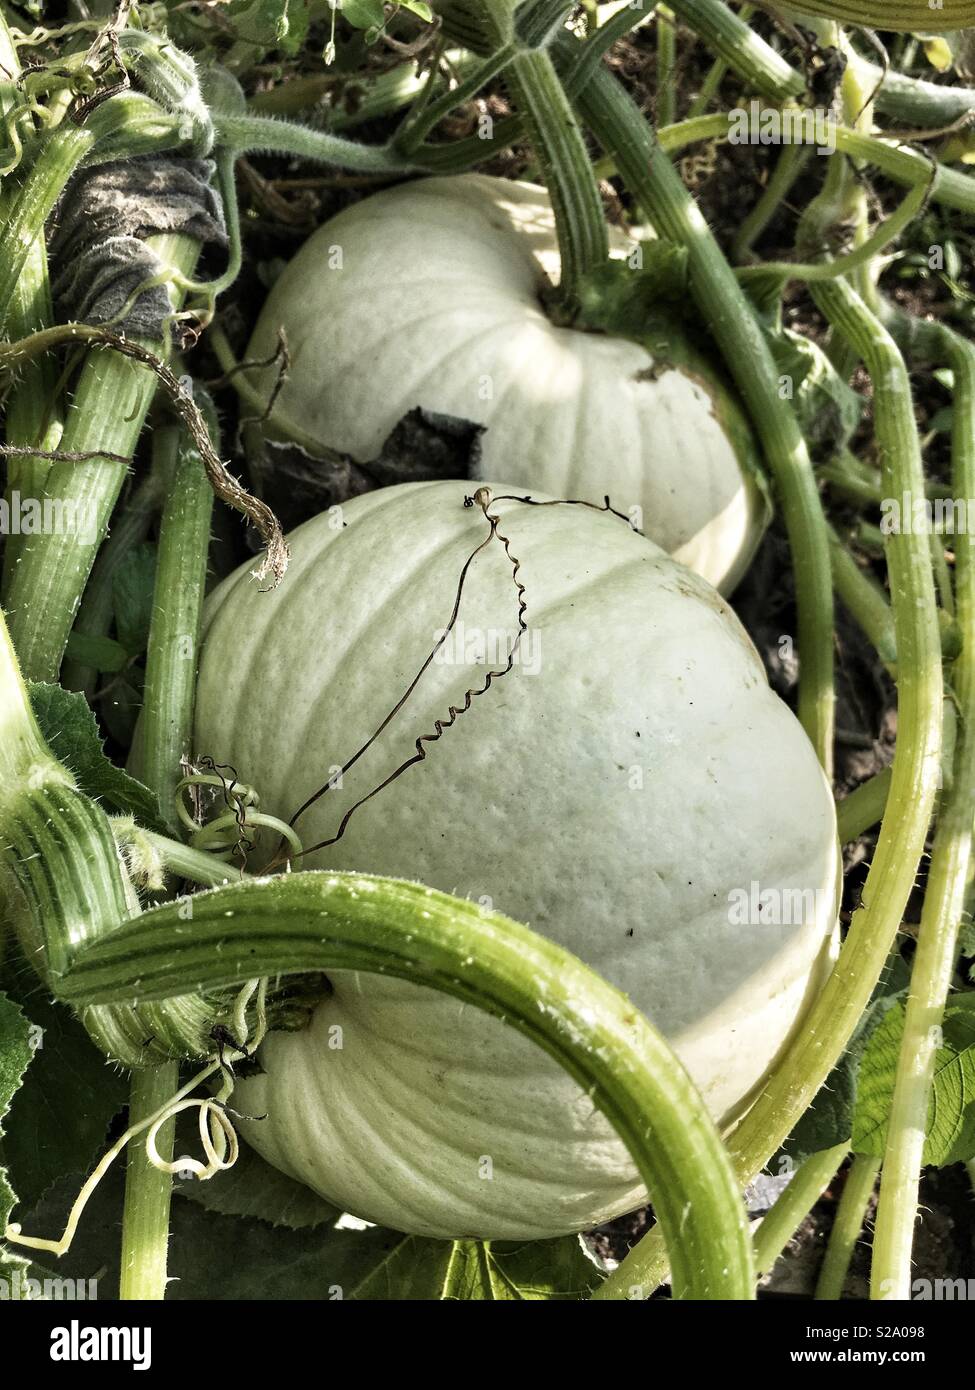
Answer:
[
  {"xmin": 0, "ymin": 992, "xmax": 38, "ymax": 1233},
  {"xmin": 853, "ymin": 993, "xmax": 975, "ymax": 1165}
]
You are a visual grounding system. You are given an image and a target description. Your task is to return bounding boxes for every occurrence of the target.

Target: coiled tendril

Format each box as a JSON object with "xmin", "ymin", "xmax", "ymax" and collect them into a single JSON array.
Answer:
[
  {"xmin": 177, "ymin": 758, "xmax": 302, "ymax": 868},
  {"xmin": 4, "ymin": 979, "xmax": 267, "ymax": 1258}
]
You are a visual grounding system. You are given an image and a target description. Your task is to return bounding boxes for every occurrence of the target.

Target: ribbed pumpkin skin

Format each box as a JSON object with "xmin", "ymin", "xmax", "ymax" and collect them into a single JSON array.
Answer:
[
  {"xmin": 195, "ymin": 481, "xmax": 839, "ymax": 1240},
  {"xmin": 246, "ymin": 174, "xmax": 767, "ymax": 594}
]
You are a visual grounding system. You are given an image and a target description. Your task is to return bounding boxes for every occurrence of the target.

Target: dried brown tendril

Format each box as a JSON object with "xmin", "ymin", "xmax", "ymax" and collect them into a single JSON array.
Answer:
[
  {"xmin": 272, "ymin": 487, "xmax": 636, "ymax": 868},
  {"xmin": 208, "ymin": 330, "xmax": 289, "ymax": 401},
  {"xmin": 0, "ymin": 443, "xmax": 132, "ymax": 464},
  {"xmin": 239, "ymin": 329, "xmax": 291, "ymax": 431},
  {"xmin": 0, "ymin": 321, "xmax": 289, "ymax": 586},
  {"xmin": 197, "ymin": 756, "xmax": 255, "ymax": 867}
]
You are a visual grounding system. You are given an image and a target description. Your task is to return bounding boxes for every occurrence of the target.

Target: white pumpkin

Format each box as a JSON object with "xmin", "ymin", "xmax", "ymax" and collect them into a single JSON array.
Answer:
[
  {"xmin": 246, "ymin": 174, "xmax": 768, "ymax": 593},
  {"xmin": 194, "ymin": 481, "xmax": 839, "ymax": 1240}
]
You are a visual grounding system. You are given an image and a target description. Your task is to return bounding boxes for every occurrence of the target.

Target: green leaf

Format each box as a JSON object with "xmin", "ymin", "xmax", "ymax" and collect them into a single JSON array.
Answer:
[
  {"xmin": 63, "ymin": 632, "xmax": 130, "ymax": 675},
  {"xmin": 349, "ymin": 1235, "xmax": 603, "ymax": 1300},
  {"xmin": 769, "ymin": 328, "xmax": 864, "ymax": 459},
  {"xmin": 0, "ymin": 993, "xmax": 38, "ymax": 1231},
  {"xmin": 99, "ymin": 672, "xmax": 145, "ymax": 750},
  {"xmin": 172, "ymin": 1141, "xmax": 600, "ymax": 1297},
  {"xmin": 170, "ymin": 1205, "xmax": 602, "ymax": 1300},
  {"xmin": 781, "ymin": 952, "xmax": 911, "ymax": 1163},
  {"xmin": 28, "ymin": 682, "xmax": 163, "ymax": 829},
  {"xmin": 0, "ymin": 987, "xmax": 127, "ymax": 1209},
  {"xmin": 342, "ymin": 0, "xmax": 386, "ymax": 29},
  {"xmin": 175, "ymin": 1135, "xmax": 339, "ymax": 1229},
  {"xmin": 111, "ymin": 542, "xmax": 156, "ymax": 657},
  {"xmin": 929, "ymin": 405, "xmax": 955, "ymax": 435},
  {"xmin": 398, "ymin": 1, "xmax": 434, "ymax": 19},
  {"xmin": 226, "ymin": 0, "xmax": 312, "ymax": 56},
  {"xmin": 853, "ymin": 994, "xmax": 975, "ymax": 1165},
  {"xmin": 923, "ymin": 35, "xmax": 954, "ymax": 72}
]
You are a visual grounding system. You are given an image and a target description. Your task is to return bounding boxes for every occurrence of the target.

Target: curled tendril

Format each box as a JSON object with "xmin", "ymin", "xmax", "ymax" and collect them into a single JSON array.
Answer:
[
  {"xmin": 0, "ymin": 322, "xmax": 290, "ymax": 586},
  {"xmin": 11, "ymin": 21, "xmax": 108, "ymax": 47},
  {"xmin": 147, "ymin": 978, "xmax": 268, "ymax": 1181},
  {"xmin": 147, "ymin": 1097, "xmax": 239, "ymax": 1179},
  {"xmin": 0, "ymin": 104, "xmax": 26, "ymax": 176},
  {"xmin": 169, "ymin": 149, "xmax": 243, "ymax": 330},
  {"xmin": 3, "ymin": 978, "xmax": 267, "ymax": 1259},
  {"xmin": 177, "ymin": 764, "xmax": 303, "ymax": 867}
]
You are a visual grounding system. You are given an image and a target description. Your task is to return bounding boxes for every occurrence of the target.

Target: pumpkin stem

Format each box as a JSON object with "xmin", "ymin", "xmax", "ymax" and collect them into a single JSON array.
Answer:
[{"xmin": 474, "ymin": 0, "xmax": 610, "ymax": 319}]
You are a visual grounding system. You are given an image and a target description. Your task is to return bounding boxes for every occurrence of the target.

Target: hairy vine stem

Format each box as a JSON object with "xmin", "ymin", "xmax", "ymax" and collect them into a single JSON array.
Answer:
[
  {"xmin": 654, "ymin": 0, "xmax": 975, "ymax": 124},
  {"xmin": 752, "ymin": 1144, "xmax": 847, "ymax": 1280},
  {"xmin": 815, "ymin": 1154, "xmax": 880, "ymax": 1300},
  {"xmin": 789, "ymin": 0, "xmax": 975, "ymax": 31},
  {"xmin": 2, "ymin": 313, "xmax": 288, "ymax": 682},
  {"xmin": 616, "ymin": 110, "xmax": 975, "ymax": 218},
  {"xmin": 565, "ymin": 43, "xmax": 835, "ymax": 770},
  {"xmin": 53, "ymin": 871, "xmax": 755, "ymax": 1301},
  {"xmin": 119, "ymin": 403, "xmax": 219, "ymax": 1300},
  {"xmin": 138, "ymin": 401, "xmax": 218, "ymax": 835},
  {"xmin": 836, "ymin": 768, "xmax": 891, "ymax": 844},
  {"xmin": 868, "ymin": 322, "xmax": 975, "ymax": 1300},
  {"xmin": 0, "ymin": 11, "xmax": 63, "ymax": 599},
  {"xmin": 0, "ymin": 599, "xmax": 228, "ymax": 1067},
  {"xmin": 393, "ymin": 41, "xmax": 519, "ymax": 154},
  {"xmin": 474, "ymin": 0, "xmax": 608, "ymax": 318}
]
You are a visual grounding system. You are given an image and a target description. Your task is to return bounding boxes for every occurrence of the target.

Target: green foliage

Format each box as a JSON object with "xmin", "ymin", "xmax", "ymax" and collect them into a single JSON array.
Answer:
[
  {"xmin": 175, "ymin": 1135, "xmax": 339, "ymax": 1229},
  {"xmin": 853, "ymin": 993, "xmax": 975, "ymax": 1165},
  {"xmin": 27, "ymin": 682, "xmax": 163, "ymax": 829},
  {"xmin": 781, "ymin": 953, "xmax": 911, "ymax": 1163},
  {"xmin": 347, "ymin": 1233, "xmax": 602, "ymax": 1300},
  {"xmin": 341, "ymin": 0, "xmax": 386, "ymax": 28},
  {"xmin": 0, "ymin": 985, "xmax": 127, "ymax": 1211},
  {"xmin": 0, "ymin": 994, "xmax": 37, "ymax": 1232},
  {"xmin": 768, "ymin": 328, "xmax": 864, "ymax": 461},
  {"xmin": 174, "ymin": 1205, "xmax": 601, "ymax": 1300},
  {"xmin": 225, "ymin": 0, "xmax": 315, "ymax": 57},
  {"xmin": 63, "ymin": 633, "xmax": 129, "ymax": 675},
  {"xmin": 111, "ymin": 542, "xmax": 156, "ymax": 658}
]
